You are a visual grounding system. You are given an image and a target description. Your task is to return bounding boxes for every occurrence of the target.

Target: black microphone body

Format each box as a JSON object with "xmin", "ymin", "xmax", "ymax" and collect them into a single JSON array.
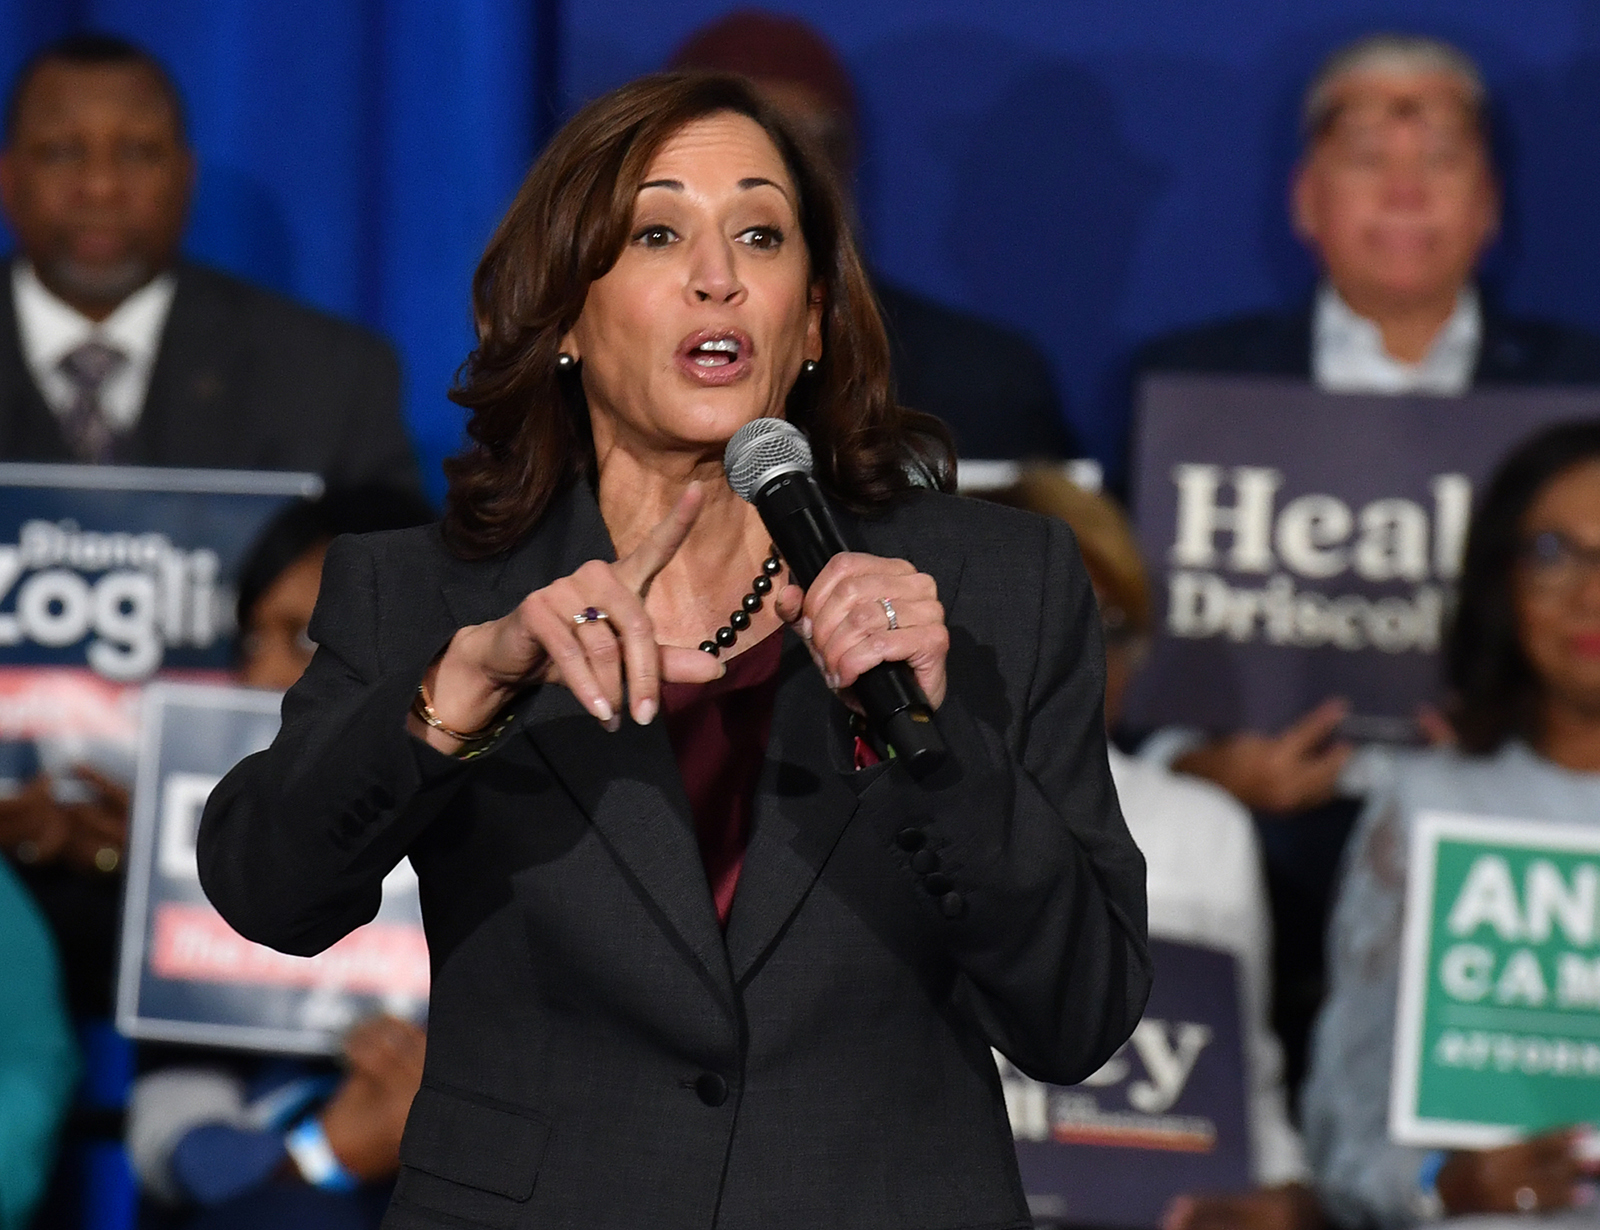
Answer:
[{"xmin": 750, "ymin": 468, "xmax": 948, "ymax": 777}]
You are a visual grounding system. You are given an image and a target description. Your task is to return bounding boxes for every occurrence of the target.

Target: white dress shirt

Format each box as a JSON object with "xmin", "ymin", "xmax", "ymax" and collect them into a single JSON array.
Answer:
[
  {"xmin": 1109, "ymin": 747, "xmax": 1310, "ymax": 1187},
  {"xmin": 1312, "ymin": 282, "xmax": 1481, "ymax": 396},
  {"xmin": 11, "ymin": 260, "xmax": 177, "ymax": 432}
]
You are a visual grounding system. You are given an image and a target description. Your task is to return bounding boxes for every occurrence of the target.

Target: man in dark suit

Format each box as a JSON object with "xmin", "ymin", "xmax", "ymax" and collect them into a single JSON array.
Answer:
[
  {"xmin": 1136, "ymin": 36, "xmax": 1600, "ymax": 396},
  {"xmin": 0, "ymin": 33, "xmax": 423, "ymax": 1028},
  {"xmin": 0, "ymin": 32, "xmax": 419, "ymax": 489},
  {"xmin": 1131, "ymin": 34, "xmax": 1600, "ymax": 1108},
  {"xmin": 669, "ymin": 10, "xmax": 1077, "ymax": 461}
]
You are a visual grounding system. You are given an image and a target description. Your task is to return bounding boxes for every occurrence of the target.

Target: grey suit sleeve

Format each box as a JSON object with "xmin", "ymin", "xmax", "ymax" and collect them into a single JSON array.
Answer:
[
  {"xmin": 875, "ymin": 516, "xmax": 1151, "ymax": 1085},
  {"xmin": 197, "ymin": 534, "xmax": 466, "ymax": 955}
]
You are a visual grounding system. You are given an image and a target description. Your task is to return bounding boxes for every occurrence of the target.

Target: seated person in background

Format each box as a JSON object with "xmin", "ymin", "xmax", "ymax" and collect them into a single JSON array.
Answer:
[
  {"xmin": 1136, "ymin": 33, "xmax": 1600, "ymax": 404},
  {"xmin": 1141, "ymin": 28, "xmax": 1600, "ymax": 808},
  {"xmin": 0, "ymin": 31, "xmax": 425, "ymax": 1024},
  {"xmin": 130, "ymin": 1017, "xmax": 423, "ymax": 1230},
  {"xmin": 0, "ymin": 32, "xmax": 420, "ymax": 483},
  {"xmin": 128, "ymin": 486, "xmax": 434, "ymax": 1230},
  {"xmin": 987, "ymin": 470, "xmax": 1322, "ymax": 1230},
  {"xmin": 0, "ymin": 853, "xmax": 77, "ymax": 1230},
  {"xmin": 668, "ymin": 9, "xmax": 1076, "ymax": 459},
  {"xmin": 1130, "ymin": 33, "xmax": 1600, "ymax": 1094},
  {"xmin": 1303, "ymin": 420, "xmax": 1600, "ymax": 1227}
]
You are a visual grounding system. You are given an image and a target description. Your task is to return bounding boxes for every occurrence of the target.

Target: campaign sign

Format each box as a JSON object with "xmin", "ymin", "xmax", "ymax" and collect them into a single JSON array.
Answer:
[
  {"xmin": 1126, "ymin": 377, "xmax": 1600, "ymax": 737},
  {"xmin": 1001, "ymin": 938, "xmax": 1251, "ymax": 1229},
  {"xmin": 117, "ymin": 682, "xmax": 428, "ymax": 1054},
  {"xmin": 1392, "ymin": 812, "xmax": 1600, "ymax": 1148},
  {"xmin": 0, "ymin": 464, "xmax": 319, "ymax": 789}
]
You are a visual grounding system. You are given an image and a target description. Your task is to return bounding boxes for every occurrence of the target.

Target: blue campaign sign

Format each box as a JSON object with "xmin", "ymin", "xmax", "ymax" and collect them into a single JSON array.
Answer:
[
  {"xmin": 117, "ymin": 683, "xmax": 427, "ymax": 1054},
  {"xmin": 0, "ymin": 464, "xmax": 317, "ymax": 787},
  {"xmin": 1002, "ymin": 938, "xmax": 1252, "ymax": 1230}
]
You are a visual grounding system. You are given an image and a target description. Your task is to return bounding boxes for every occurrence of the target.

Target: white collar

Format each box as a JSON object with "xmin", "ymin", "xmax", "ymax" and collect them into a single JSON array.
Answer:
[
  {"xmin": 11, "ymin": 260, "xmax": 177, "ymax": 431},
  {"xmin": 1312, "ymin": 282, "xmax": 1481, "ymax": 396}
]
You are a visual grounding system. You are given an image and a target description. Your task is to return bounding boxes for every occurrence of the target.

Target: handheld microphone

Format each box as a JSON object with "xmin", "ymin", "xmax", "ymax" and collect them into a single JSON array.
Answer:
[{"xmin": 724, "ymin": 418, "xmax": 948, "ymax": 777}]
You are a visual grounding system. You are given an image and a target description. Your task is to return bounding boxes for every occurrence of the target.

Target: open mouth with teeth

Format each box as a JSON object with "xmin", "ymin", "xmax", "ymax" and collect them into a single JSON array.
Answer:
[{"xmin": 692, "ymin": 337, "xmax": 741, "ymax": 367}]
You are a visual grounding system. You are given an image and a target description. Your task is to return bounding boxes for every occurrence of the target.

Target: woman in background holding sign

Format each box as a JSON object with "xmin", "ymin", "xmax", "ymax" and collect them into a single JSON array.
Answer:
[{"xmin": 1304, "ymin": 421, "xmax": 1600, "ymax": 1226}]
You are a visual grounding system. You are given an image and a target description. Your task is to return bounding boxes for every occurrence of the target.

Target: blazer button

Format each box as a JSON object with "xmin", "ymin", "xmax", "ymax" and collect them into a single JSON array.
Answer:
[
  {"xmin": 695, "ymin": 1072, "xmax": 729, "ymax": 1107},
  {"xmin": 895, "ymin": 827, "xmax": 926, "ymax": 852},
  {"xmin": 940, "ymin": 891, "xmax": 966, "ymax": 919},
  {"xmin": 922, "ymin": 872, "xmax": 954, "ymax": 896},
  {"xmin": 910, "ymin": 849, "xmax": 939, "ymax": 874}
]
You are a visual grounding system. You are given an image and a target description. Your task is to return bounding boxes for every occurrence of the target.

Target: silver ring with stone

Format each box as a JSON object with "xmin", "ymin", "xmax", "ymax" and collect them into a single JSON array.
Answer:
[
  {"xmin": 879, "ymin": 598, "xmax": 898, "ymax": 631},
  {"xmin": 572, "ymin": 607, "xmax": 610, "ymax": 626},
  {"xmin": 1514, "ymin": 1186, "xmax": 1538, "ymax": 1212}
]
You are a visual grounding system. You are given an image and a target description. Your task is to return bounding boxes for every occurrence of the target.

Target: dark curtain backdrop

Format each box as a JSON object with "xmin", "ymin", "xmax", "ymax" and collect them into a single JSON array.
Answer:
[
  {"xmin": 0, "ymin": 0, "xmax": 556, "ymax": 503},
  {"xmin": 6, "ymin": 2, "xmax": 1600, "ymax": 493}
]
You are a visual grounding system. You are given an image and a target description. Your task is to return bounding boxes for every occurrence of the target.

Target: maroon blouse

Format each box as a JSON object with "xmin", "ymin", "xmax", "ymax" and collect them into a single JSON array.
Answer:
[{"xmin": 661, "ymin": 628, "xmax": 784, "ymax": 927}]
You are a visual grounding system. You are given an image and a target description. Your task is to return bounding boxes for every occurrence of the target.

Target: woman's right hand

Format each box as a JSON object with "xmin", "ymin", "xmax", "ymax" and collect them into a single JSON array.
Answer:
[
  {"xmin": 417, "ymin": 484, "xmax": 723, "ymax": 749},
  {"xmin": 1437, "ymin": 1129, "xmax": 1586, "ymax": 1215}
]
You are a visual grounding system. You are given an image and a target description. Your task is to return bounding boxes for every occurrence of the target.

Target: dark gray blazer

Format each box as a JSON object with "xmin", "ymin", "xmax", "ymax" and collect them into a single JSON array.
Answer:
[
  {"xmin": 0, "ymin": 259, "xmax": 421, "ymax": 492},
  {"xmin": 197, "ymin": 483, "xmax": 1149, "ymax": 1230}
]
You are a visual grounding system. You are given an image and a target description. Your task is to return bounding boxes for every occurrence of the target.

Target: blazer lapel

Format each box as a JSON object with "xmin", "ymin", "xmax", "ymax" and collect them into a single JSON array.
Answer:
[
  {"xmin": 724, "ymin": 498, "xmax": 967, "ymax": 985},
  {"xmin": 523, "ymin": 685, "xmax": 733, "ymax": 997},
  {"xmin": 724, "ymin": 631, "xmax": 864, "ymax": 985},
  {"xmin": 441, "ymin": 486, "xmax": 733, "ymax": 1001}
]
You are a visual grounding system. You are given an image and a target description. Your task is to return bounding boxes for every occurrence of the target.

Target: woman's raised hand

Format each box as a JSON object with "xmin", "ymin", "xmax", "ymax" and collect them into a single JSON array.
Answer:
[
  {"xmin": 422, "ymin": 485, "xmax": 723, "ymax": 748},
  {"xmin": 774, "ymin": 551, "xmax": 949, "ymax": 710}
]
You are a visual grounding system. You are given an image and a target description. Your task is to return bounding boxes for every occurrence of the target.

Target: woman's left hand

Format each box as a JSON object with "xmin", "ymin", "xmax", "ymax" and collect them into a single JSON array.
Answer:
[{"xmin": 775, "ymin": 552, "xmax": 948, "ymax": 710}]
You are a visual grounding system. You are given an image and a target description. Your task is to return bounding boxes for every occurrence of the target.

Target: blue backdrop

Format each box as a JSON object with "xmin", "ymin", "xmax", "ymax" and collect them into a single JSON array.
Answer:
[{"xmin": 7, "ymin": 1, "xmax": 1600, "ymax": 494}]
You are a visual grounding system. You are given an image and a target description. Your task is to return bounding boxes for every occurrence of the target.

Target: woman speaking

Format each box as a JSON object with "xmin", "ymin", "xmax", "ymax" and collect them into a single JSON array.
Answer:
[{"xmin": 198, "ymin": 73, "xmax": 1148, "ymax": 1229}]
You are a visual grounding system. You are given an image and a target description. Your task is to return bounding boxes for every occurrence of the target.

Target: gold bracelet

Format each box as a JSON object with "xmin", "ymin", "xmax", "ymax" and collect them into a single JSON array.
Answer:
[{"xmin": 412, "ymin": 680, "xmax": 497, "ymax": 743}]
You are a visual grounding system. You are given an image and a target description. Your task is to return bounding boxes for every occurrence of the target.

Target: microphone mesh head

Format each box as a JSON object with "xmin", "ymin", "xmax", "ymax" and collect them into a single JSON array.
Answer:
[{"xmin": 724, "ymin": 418, "xmax": 814, "ymax": 503}]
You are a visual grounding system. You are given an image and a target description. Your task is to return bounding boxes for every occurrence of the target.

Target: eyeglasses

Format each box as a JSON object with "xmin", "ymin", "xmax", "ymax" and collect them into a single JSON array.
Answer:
[{"xmin": 1518, "ymin": 530, "xmax": 1600, "ymax": 596}]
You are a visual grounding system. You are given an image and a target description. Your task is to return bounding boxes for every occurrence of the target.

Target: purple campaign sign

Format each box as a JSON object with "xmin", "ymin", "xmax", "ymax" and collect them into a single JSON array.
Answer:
[
  {"xmin": 1003, "ymin": 939, "xmax": 1250, "ymax": 1229},
  {"xmin": 1124, "ymin": 376, "xmax": 1600, "ymax": 737}
]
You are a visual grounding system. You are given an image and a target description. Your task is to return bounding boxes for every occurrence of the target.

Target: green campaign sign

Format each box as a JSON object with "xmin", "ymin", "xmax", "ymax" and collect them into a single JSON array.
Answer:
[{"xmin": 1392, "ymin": 812, "xmax": 1600, "ymax": 1148}]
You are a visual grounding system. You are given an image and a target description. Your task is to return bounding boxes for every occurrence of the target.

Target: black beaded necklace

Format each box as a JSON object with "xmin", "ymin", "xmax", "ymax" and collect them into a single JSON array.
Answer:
[{"xmin": 699, "ymin": 547, "xmax": 783, "ymax": 656}]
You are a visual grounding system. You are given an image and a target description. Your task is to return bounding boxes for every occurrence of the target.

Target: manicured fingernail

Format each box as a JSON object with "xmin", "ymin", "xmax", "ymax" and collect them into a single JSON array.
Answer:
[
  {"xmin": 635, "ymin": 698, "xmax": 656, "ymax": 726},
  {"xmin": 604, "ymin": 713, "xmax": 621, "ymax": 733},
  {"xmin": 593, "ymin": 698, "xmax": 613, "ymax": 723}
]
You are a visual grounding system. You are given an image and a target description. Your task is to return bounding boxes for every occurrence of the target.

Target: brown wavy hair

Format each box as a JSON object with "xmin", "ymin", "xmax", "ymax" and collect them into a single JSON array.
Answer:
[{"xmin": 443, "ymin": 71, "xmax": 954, "ymax": 558}]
